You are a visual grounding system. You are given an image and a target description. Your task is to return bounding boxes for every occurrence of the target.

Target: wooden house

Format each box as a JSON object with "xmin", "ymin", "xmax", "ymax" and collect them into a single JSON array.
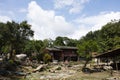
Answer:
[
  {"xmin": 46, "ymin": 46, "xmax": 78, "ymax": 61},
  {"xmin": 95, "ymin": 48, "xmax": 120, "ymax": 70}
]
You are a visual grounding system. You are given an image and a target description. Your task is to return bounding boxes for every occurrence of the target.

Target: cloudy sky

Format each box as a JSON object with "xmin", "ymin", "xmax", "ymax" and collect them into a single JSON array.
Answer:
[{"xmin": 0, "ymin": 0, "xmax": 120, "ymax": 40}]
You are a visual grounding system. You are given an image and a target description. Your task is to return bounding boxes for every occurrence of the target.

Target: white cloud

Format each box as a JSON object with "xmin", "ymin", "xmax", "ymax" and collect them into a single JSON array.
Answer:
[
  {"xmin": 69, "ymin": 25, "xmax": 91, "ymax": 39},
  {"xmin": 26, "ymin": 1, "xmax": 120, "ymax": 40},
  {"xmin": 27, "ymin": 1, "xmax": 75, "ymax": 40},
  {"xmin": 0, "ymin": 15, "xmax": 11, "ymax": 23},
  {"xmin": 72, "ymin": 11, "xmax": 120, "ymax": 39},
  {"xmin": 54, "ymin": 0, "xmax": 73, "ymax": 9},
  {"xmin": 54, "ymin": 0, "xmax": 89, "ymax": 14},
  {"xmin": 75, "ymin": 11, "xmax": 120, "ymax": 31}
]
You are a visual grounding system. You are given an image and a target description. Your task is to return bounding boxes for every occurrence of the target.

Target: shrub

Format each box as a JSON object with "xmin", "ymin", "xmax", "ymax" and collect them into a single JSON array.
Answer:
[
  {"xmin": 43, "ymin": 53, "xmax": 51, "ymax": 64},
  {"xmin": 8, "ymin": 59, "xmax": 14, "ymax": 65}
]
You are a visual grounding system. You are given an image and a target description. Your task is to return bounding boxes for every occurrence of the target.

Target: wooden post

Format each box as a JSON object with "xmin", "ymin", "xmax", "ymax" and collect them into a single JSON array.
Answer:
[
  {"xmin": 77, "ymin": 56, "xmax": 79, "ymax": 61},
  {"xmin": 97, "ymin": 58, "xmax": 99, "ymax": 66},
  {"xmin": 115, "ymin": 60, "xmax": 118, "ymax": 71}
]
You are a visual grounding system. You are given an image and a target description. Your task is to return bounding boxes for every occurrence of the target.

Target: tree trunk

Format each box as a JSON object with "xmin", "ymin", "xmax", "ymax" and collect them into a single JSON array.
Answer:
[
  {"xmin": 82, "ymin": 58, "xmax": 90, "ymax": 69},
  {"xmin": 10, "ymin": 49, "xmax": 16, "ymax": 60}
]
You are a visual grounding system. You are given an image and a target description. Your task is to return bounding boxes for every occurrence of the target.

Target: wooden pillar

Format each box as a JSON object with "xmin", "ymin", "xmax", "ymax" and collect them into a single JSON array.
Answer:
[
  {"xmin": 77, "ymin": 56, "xmax": 79, "ymax": 61},
  {"xmin": 70, "ymin": 56, "xmax": 71, "ymax": 61},
  {"xmin": 62, "ymin": 51, "xmax": 64, "ymax": 61},
  {"xmin": 115, "ymin": 60, "xmax": 118, "ymax": 71},
  {"xmin": 51, "ymin": 52, "xmax": 54, "ymax": 61},
  {"xmin": 97, "ymin": 58, "xmax": 99, "ymax": 66}
]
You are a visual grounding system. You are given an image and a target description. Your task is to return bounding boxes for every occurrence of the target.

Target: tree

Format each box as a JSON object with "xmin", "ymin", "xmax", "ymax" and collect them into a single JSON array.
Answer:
[
  {"xmin": 77, "ymin": 20, "xmax": 120, "ymax": 70},
  {"xmin": 53, "ymin": 36, "xmax": 65, "ymax": 46},
  {"xmin": 62, "ymin": 37, "xmax": 78, "ymax": 46},
  {"xmin": 43, "ymin": 39, "xmax": 54, "ymax": 47},
  {"xmin": 24, "ymin": 40, "xmax": 45, "ymax": 61},
  {"xmin": 43, "ymin": 53, "xmax": 51, "ymax": 63},
  {"xmin": 100, "ymin": 20, "xmax": 120, "ymax": 51},
  {"xmin": 0, "ymin": 21, "xmax": 34, "ymax": 60},
  {"xmin": 77, "ymin": 40, "xmax": 98, "ymax": 69},
  {"xmin": 53, "ymin": 36, "xmax": 78, "ymax": 47},
  {"xmin": 0, "ymin": 22, "xmax": 7, "ymax": 53}
]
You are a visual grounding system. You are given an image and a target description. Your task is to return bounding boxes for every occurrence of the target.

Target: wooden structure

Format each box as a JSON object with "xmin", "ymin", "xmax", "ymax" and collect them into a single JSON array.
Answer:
[
  {"xmin": 95, "ymin": 48, "xmax": 120, "ymax": 70},
  {"xmin": 95, "ymin": 48, "xmax": 120, "ymax": 58},
  {"xmin": 46, "ymin": 46, "xmax": 78, "ymax": 61}
]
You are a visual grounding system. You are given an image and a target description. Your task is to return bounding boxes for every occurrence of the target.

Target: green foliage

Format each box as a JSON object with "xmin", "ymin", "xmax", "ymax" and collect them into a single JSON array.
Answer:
[
  {"xmin": 8, "ymin": 59, "xmax": 14, "ymax": 65},
  {"xmin": 1, "ymin": 45, "xmax": 10, "ymax": 53},
  {"xmin": 100, "ymin": 20, "xmax": 120, "ymax": 50},
  {"xmin": 24, "ymin": 40, "xmax": 45, "ymax": 61},
  {"xmin": 63, "ymin": 37, "xmax": 78, "ymax": 46},
  {"xmin": 0, "ymin": 19, "xmax": 120, "ymax": 63},
  {"xmin": 36, "ymin": 53, "xmax": 44, "ymax": 61},
  {"xmin": 43, "ymin": 39, "xmax": 54, "ymax": 47},
  {"xmin": 43, "ymin": 53, "xmax": 51, "ymax": 63},
  {"xmin": 77, "ymin": 40, "xmax": 98, "ymax": 59},
  {"xmin": 78, "ymin": 20, "xmax": 120, "ymax": 54},
  {"xmin": 54, "ymin": 36, "xmax": 65, "ymax": 46},
  {"xmin": 0, "ymin": 21, "xmax": 34, "ymax": 59},
  {"xmin": 53, "ymin": 36, "xmax": 77, "ymax": 46}
]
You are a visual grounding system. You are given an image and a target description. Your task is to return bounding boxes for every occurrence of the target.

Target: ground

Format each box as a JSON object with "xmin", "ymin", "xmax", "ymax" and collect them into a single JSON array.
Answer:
[
  {"xmin": 25, "ymin": 62, "xmax": 120, "ymax": 80},
  {"xmin": 0, "ymin": 61, "xmax": 120, "ymax": 80},
  {"xmin": 26, "ymin": 71, "xmax": 111, "ymax": 80}
]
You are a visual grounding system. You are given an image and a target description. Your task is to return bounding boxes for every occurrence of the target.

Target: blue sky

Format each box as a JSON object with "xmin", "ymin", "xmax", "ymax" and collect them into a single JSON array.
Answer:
[{"xmin": 0, "ymin": 0, "xmax": 120, "ymax": 40}]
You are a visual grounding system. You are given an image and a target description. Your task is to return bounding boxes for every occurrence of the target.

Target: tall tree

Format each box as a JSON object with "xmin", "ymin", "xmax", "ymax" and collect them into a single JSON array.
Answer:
[
  {"xmin": 0, "ymin": 21, "xmax": 34, "ymax": 60},
  {"xmin": 54, "ymin": 36, "xmax": 65, "ymax": 46},
  {"xmin": 77, "ymin": 40, "xmax": 98, "ymax": 69},
  {"xmin": 43, "ymin": 39, "xmax": 54, "ymax": 47},
  {"xmin": 78, "ymin": 20, "xmax": 120, "ymax": 53},
  {"xmin": 24, "ymin": 40, "xmax": 45, "ymax": 61}
]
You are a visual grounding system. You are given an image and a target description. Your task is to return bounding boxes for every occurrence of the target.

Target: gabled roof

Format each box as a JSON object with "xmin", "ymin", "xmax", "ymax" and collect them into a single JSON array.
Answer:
[
  {"xmin": 54, "ymin": 46, "xmax": 78, "ymax": 50},
  {"xmin": 46, "ymin": 46, "xmax": 78, "ymax": 52},
  {"xmin": 46, "ymin": 47, "xmax": 62, "ymax": 51}
]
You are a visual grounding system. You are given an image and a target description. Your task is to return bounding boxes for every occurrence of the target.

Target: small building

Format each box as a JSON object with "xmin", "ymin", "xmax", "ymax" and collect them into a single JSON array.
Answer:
[
  {"xmin": 95, "ymin": 48, "xmax": 120, "ymax": 70},
  {"xmin": 46, "ymin": 46, "xmax": 78, "ymax": 61}
]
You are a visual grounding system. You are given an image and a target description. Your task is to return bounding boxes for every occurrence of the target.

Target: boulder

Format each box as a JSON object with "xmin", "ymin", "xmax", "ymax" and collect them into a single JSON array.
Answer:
[{"xmin": 16, "ymin": 54, "xmax": 27, "ymax": 60}]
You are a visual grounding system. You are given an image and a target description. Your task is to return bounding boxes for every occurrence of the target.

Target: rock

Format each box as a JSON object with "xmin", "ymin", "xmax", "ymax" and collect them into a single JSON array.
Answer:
[
  {"xmin": 49, "ymin": 69, "xmax": 56, "ymax": 73},
  {"xmin": 53, "ymin": 60, "xmax": 58, "ymax": 64},
  {"xmin": 0, "ymin": 77, "xmax": 11, "ymax": 80},
  {"xmin": 82, "ymin": 68, "xmax": 93, "ymax": 73},
  {"xmin": 33, "ymin": 65, "xmax": 43, "ymax": 72},
  {"xmin": 14, "ymin": 71, "xmax": 27, "ymax": 76},
  {"xmin": 103, "ymin": 66, "xmax": 113, "ymax": 70},
  {"xmin": 106, "ymin": 77, "xmax": 120, "ymax": 80},
  {"xmin": 0, "ymin": 70, "xmax": 12, "ymax": 76},
  {"xmin": 16, "ymin": 54, "xmax": 27, "ymax": 60}
]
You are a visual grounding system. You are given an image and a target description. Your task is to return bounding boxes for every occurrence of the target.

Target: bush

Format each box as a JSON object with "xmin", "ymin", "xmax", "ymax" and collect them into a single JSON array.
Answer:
[
  {"xmin": 5, "ymin": 60, "xmax": 17, "ymax": 71},
  {"xmin": 8, "ymin": 59, "xmax": 14, "ymax": 65},
  {"xmin": 43, "ymin": 53, "xmax": 51, "ymax": 64}
]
